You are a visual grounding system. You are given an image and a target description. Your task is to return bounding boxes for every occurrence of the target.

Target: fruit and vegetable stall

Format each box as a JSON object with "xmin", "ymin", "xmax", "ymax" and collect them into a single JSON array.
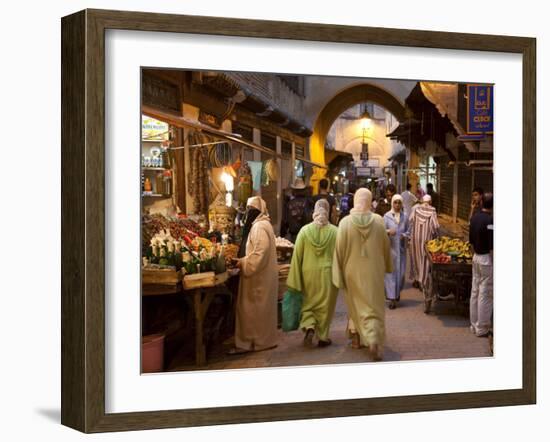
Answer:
[
  {"xmin": 140, "ymin": 134, "xmax": 297, "ymax": 370},
  {"xmin": 138, "ymin": 104, "xmax": 330, "ymax": 371},
  {"xmin": 424, "ymin": 236, "xmax": 473, "ymax": 314}
]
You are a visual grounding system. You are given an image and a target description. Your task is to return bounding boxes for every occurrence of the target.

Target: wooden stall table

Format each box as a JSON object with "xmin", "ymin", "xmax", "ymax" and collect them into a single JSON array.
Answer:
[
  {"xmin": 141, "ymin": 268, "xmax": 236, "ymax": 367},
  {"xmin": 142, "ymin": 282, "xmax": 182, "ymax": 296},
  {"xmin": 142, "ymin": 267, "xmax": 182, "ymax": 296},
  {"xmin": 182, "ymin": 271, "xmax": 233, "ymax": 366}
]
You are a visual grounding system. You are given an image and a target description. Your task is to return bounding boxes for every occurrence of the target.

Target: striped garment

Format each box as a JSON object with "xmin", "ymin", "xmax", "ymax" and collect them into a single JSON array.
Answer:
[{"xmin": 409, "ymin": 205, "xmax": 440, "ymax": 291}]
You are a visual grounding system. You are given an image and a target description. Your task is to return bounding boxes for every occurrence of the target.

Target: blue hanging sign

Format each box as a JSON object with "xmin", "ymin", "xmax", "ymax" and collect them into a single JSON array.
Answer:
[{"xmin": 467, "ymin": 84, "xmax": 493, "ymax": 134}]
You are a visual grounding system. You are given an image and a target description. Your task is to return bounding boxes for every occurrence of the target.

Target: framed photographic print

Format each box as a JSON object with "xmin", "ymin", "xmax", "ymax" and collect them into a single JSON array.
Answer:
[{"xmin": 61, "ymin": 9, "xmax": 536, "ymax": 433}]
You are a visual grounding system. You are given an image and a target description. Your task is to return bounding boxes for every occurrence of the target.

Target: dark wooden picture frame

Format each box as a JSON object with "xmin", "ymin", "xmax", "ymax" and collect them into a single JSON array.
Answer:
[{"xmin": 61, "ymin": 9, "xmax": 536, "ymax": 433}]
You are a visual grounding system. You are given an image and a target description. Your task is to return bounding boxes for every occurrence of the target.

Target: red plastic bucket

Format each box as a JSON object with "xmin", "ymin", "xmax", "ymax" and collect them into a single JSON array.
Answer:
[{"xmin": 141, "ymin": 333, "xmax": 165, "ymax": 373}]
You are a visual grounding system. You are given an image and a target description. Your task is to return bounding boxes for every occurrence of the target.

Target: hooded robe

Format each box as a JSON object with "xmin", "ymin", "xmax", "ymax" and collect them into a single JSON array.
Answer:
[
  {"xmin": 409, "ymin": 195, "xmax": 439, "ymax": 292},
  {"xmin": 235, "ymin": 197, "xmax": 279, "ymax": 351},
  {"xmin": 384, "ymin": 194, "xmax": 410, "ymax": 300},
  {"xmin": 287, "ymin": 200, "xmax": 339, "ymax": 341},
  {"xmin": 332, "ymin": 189, "xmax": 393, "ymax": 347}
]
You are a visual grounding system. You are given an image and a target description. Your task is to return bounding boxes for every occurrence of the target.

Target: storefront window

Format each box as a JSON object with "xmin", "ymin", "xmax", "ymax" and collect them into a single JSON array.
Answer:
[{"xmin": 418, "ymin": 156, "xmax": 438, "ymax": 191}]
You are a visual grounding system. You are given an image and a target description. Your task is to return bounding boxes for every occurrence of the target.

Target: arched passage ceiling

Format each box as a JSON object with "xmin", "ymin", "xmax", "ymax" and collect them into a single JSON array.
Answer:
[{"xmin": 309, "ymin": 83, "xmax": 407, "ymax": 188}]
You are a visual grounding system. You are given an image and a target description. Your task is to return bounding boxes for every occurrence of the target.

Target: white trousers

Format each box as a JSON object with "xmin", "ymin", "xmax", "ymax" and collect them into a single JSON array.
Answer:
[{"xmin": 470, "ymin": 258, "xmax": 493, "ymax": 336}]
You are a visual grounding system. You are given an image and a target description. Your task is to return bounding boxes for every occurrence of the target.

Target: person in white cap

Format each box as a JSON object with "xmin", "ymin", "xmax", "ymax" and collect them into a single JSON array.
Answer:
[
  {"xmin": 332, "ymin": 188, "xmax": 392, "ymax": 361},
  {"xmin": 229, "ymin": 196, "xmax": 278, "ymax": 354},
  {"xmin": 408, "ymin": 193, "xmax": 440, "ymax": 313}
]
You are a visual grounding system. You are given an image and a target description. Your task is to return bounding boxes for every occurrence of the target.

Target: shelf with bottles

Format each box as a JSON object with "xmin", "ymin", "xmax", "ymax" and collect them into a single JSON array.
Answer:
[
  {"xmin": 141, "ymin": 141, "xmax": 171, "ymax": 169},
  {"xmin": 142, "ymin": 169, "xmax": 173, "ymax": 197}
]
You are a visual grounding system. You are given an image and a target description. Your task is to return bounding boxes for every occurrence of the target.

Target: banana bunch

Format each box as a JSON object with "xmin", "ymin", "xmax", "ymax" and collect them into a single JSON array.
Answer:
[
  {"xmin": 426, "ymin": 236, "xmax": 473, "ymax": 259},
  {"xmin": 426, "ymin": 239, "xmax": 442, "ymax": 253}
]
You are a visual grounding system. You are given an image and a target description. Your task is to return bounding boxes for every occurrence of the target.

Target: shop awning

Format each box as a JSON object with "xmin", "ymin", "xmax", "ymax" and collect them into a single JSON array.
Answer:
[
  {"xmin": 325, "ymin": 150, "xmax": 353, "ymax": 165},
  {"xmin": 142, "ymin": 105, "xmax": 326, "ymax": 169},
  {"xmin": 388, "ymin": 147, "xmax": 406, "ymax": 163}
]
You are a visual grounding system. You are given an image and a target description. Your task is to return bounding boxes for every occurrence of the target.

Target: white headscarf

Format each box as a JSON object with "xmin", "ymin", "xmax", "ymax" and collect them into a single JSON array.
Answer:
[
  {"xmin": 350, "ymin": 188, "xmax": 373, "ymax": 214},
  {"xmin": 246, "ymin": 196, "xmax": 268, "ymax": 215},
  {"xmin": 390, "ymin": 194, "xmax": 404, "ymax": 224},
  {"xmin": 312, "ymin": 198, "xmax": 330, "ymax": 227},
  {"xmin": 422, "ymin": 194, "xmax": 432, "ymax": 204}
]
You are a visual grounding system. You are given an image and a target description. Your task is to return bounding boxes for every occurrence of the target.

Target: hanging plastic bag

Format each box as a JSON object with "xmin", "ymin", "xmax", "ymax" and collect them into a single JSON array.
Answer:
[{"xmin": 282, "ymin": 289, "xmax": 303, "ymax": 332}]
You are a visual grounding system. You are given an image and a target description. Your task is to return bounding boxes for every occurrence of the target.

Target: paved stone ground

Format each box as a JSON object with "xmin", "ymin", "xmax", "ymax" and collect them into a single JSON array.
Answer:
[
  {"xmin": 167, "ymin": 278, "xmax": 491, "ymax": 372},
  {"xmin": 167, "ymin": 215, "xmax": 491, "ymax": 372}
]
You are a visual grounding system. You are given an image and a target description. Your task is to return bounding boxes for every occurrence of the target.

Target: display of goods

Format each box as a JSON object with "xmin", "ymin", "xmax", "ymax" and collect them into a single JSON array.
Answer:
[
  {"xmin": 207, "ymin": 142, "xmax": 232, "ymax": 168},
  {"xmin": 430, "ymin": 252, "xmax": 452, "ymax": 264},
  {"xmin": 230, "ymin": 158, "xmax": 241, "ymax": 176},
  {"xmin": 275, "ymin": 237, "xmax": 294, "ymax": 248},
  {"xmin": 184, "ymin": 236, "xmax": 213, "ymax": 253},
  {"xmin": 208, "ymin": 202, "xmax": 236, "ymax": 234},
  {"xmin": 223, "ymin": 243, "xmax": 240, "ymax": 268},
  {"xmin": 144, "ymin": 222, "xmax": 219, "ymax": 271},
  {"xmin": 208, "ymin": 144, "xmax": 219, "ymax": 168},
  {"xmin": 426, "ymin": 236, "xmax": 473, "ymax": 259},
  {"xmin": 189, "ymin": 134, "xmax": 209, "ymax": 217},
  {"xmin": 237, "ymin": 161, "xmax": 252, "ymax": 205},
  {"xmin": 260, "ymin": 161, "xmax": 269, "ymax": 186},
  {"xmin": 142, "ymin": 213, "xmax": 206, "ymax": 255},
  {"xmin": 215, "ymin": 142, "xmax": 232, "ymax": 167},
  {"xmin": 265, "ymin": 158, "xmax": 279, "ymax": 182}
]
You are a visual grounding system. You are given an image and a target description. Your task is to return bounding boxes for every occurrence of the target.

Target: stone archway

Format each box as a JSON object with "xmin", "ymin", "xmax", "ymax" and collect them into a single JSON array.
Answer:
[{"xmin": 309, "ymin": 83, "xmax": 407, "ymax": 191}]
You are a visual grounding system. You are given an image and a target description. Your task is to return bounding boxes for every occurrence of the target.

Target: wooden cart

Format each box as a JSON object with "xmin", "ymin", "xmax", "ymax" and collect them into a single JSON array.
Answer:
[{"xmin": 424, "ymin": 245, "xmax": 472, "ymax": 315}]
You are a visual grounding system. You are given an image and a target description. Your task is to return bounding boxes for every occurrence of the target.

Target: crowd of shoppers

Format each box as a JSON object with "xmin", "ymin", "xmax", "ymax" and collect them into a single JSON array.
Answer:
[{"xmin": 229, "ymin": 179, "xmax": 493, "ymax": 362}]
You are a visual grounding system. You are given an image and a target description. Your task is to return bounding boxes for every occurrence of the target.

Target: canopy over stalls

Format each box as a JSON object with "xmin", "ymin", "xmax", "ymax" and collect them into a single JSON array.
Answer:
[
  {"xmin": 142, "ymin": 104, "xmax": 327, "ymax": 170},
  {"xmin": 386, "ymin": 82, "xmax": 458, "ymax": 160}
]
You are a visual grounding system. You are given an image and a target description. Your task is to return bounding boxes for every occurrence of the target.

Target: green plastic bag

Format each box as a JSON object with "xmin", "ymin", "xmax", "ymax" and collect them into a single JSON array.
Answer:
[{"xmin": 282, "ymin": 290, "xmax": 303, "ymax": 332}]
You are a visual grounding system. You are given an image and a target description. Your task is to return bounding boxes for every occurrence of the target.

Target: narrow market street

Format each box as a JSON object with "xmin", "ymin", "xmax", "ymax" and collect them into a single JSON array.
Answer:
[
  {"xmin": 168, "ymin": 278, "xmax": 491, "ymax": 372},
  {"xmin": 139, "ymin": 69, "xmax": 495, "ymax": 375}
]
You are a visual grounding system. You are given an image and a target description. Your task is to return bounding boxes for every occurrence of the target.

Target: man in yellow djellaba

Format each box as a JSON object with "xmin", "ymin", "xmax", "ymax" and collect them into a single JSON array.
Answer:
[{"xmin": 332, "ymin": 188, "xmax": 392, "ymax": 361}]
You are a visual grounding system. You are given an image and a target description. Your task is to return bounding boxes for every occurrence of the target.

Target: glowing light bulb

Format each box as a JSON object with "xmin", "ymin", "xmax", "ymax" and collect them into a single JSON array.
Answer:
[{"xmin": 221, "ymin": 171, "xmax": 234, "ymax": 192}]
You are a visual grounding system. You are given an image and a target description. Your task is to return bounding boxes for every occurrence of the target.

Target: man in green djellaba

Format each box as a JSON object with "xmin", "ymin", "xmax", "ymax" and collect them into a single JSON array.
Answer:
[{"xmin": 287, "ymin": 199, "xmax": 339, "ymax": 347}]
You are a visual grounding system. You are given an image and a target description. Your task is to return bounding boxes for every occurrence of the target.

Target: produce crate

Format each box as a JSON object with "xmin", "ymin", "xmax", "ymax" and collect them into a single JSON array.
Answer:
[
  {"xmin": 183, "ymin": 271, "xmax": 228, "ymax": 290},
  {"xmin": 425, "ymin": 243, "xmax": 472, "ymax": 273},
  {"xmin": 183, "ymin": 271, "xmax": 216, "ymax": 290},
  {"xmin": 142, "ymin": 267, "xmax": 182, "ymax": 285}
]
